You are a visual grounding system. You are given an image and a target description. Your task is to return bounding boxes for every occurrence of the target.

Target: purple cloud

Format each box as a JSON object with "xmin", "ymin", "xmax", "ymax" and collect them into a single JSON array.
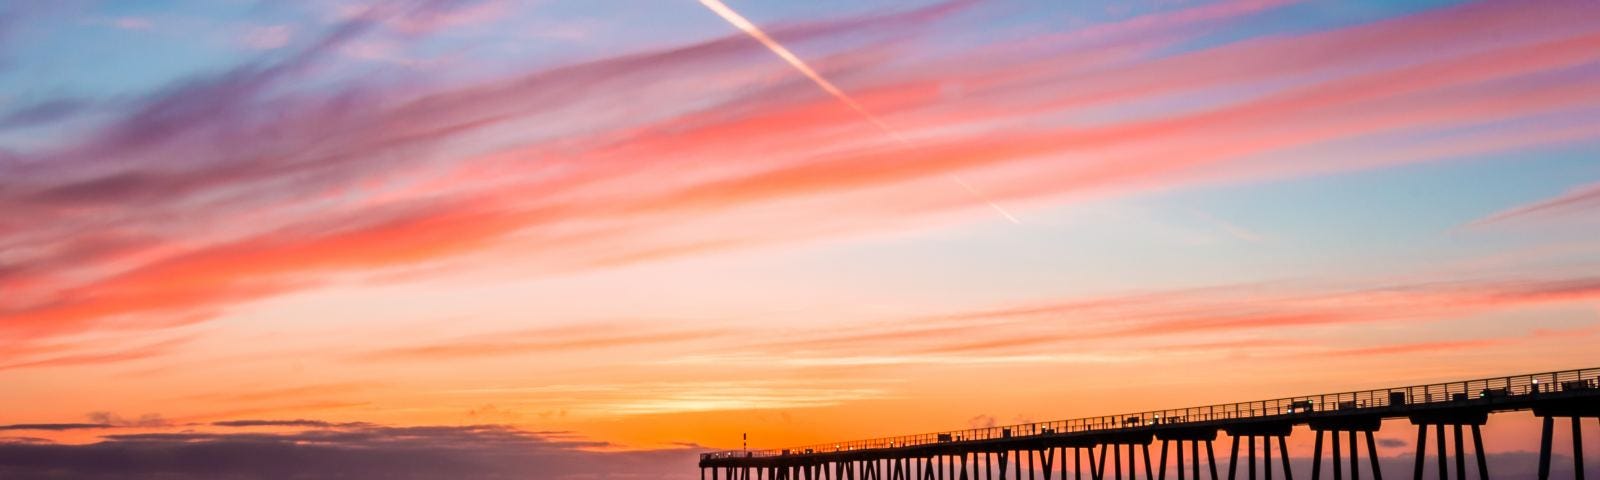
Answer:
[
  {"xmin": 0, "ymin": 423, "xmax": 700, "ymax": 479},
  {"xmin": 0, "ymin": 423, "xmax": 109, "ymax": 431},
  {"xmin": 211, "ymin": 419, "xmax": 372, "ymax": 428},
  {"xmin": 0, "ymin": 99, "xmax": 88, "ymax": 130}
]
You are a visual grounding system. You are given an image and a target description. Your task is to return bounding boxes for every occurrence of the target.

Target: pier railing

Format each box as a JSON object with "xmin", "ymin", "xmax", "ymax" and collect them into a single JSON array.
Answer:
[{"xmin": 702, "ymin": 366, "xmax": 1600, "ymax": 460}]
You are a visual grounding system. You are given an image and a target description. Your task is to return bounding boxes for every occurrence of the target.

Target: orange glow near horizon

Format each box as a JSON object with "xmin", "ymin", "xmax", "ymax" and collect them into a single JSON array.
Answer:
[{"xmin": 2, "ymin": 0, "xmax": 1600, "ymax": 478}]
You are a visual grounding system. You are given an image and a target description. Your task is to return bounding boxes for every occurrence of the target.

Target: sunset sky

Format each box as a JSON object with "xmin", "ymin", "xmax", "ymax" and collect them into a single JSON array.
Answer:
[{"xmin": 2, "ymin": 0, "xmax": 1599, "ymax": 477}]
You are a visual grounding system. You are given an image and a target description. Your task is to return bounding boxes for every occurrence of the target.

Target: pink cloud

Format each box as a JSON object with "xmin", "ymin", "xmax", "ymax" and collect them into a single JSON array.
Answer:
[
  {"xmin": 335, "ymin": 0, "xmax": 510, "ymax": 35},
  {"xmin": 241, "ymin": 25, "xmax": 293, "ymax": 50},
  {"xmin": 1468, "ymin": 181, "xmax": 1600, "ymax": 227},
  {"xmin": 113, "ymin": 17, "xmax": 152, "ymax": 30},
  {"xmin": 5, "ymin": 0, "xmax": 1599, "ymax": 353},
  {"xmin": 0, "ymin": 2, "xmax": 974, "ymax": 343}
]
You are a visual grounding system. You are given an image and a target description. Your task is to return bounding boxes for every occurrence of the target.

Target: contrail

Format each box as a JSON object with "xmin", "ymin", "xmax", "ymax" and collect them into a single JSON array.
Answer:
[{"xmin": 696, "ymin": 0, "xmax": 1020, "ymax": 224}]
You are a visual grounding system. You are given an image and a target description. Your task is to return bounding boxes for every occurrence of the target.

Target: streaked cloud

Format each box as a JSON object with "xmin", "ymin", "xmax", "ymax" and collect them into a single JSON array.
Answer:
[
  {"xmin": 749, "ymin": 272, "xmax": 1600, "ymax": 362},
  {"xmin": 0, "ymin": 335, "xmax": 192, "ymax": 372},
  {"xmin": 359, "ymin": 323, "xmax": 722, "ymax": 361},
  {"xmin": 7, "ymin": 0, "xmax": 1596, "ymax": 353},
  {"xmin": 241, "ymin": 25, "xmax": 294, "ymax": 50},
  {"xmin": 1468, "ymin": 181, "xmax": 1600, "ymax": 227},
  {"xmin": 440, "ymin": 379, "xmax": 894, "ymax": 416}
]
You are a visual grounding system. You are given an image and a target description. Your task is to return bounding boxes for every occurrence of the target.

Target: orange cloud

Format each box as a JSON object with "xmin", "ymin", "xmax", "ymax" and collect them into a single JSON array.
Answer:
[
  {"xmin": 1322, "ymin": 338, "xmax": 1512, "ymax": 357},
  {"xmin": 360, "ymin": 325, "xmax": 722, "ymax": 361},
  {"xmin": 746, "ymin": 275, "xmax": 1600, "ymax": 361},
  {"xmin": 0, "ymin": 336, "xmax": 193, "ymax": 371}
]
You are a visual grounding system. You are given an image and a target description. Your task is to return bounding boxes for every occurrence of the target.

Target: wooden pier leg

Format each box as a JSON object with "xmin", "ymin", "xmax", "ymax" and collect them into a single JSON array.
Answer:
[
  {"xmin": 1280, "ymin": 435, "xmax": 1295, "ymax": 480},
  {"xmin": 1573, "ymin": 417, "xmax": 1586, "ymax": 480},
  {"xmin": 1229, "ymin": 436, "xmax": 1241, "ymax": 480},
  {"xmin": 1313, "ymin": 430, "xmax": 1324, "ymax": 480},
  {"xmin": 1332, "ymin": 431, "xmax": 1342, "ymax": 480},
  {"xmin": 1162, "ymin": 440, "xmax": 1171, "ymax": 480},
  {"xmin": 1538, "ymin": 417, "xmax": 1554, "ymax": 480},
  {"xmin": 1469, "ymin": 426, "xmax": 1486, "ymax": 480},
  {"xmin": 1364, "ymin": 430, "xmax": 1382, "ymax": 480},
  {"xmin": 1207, "ymin": 441, "xmax": 1219, "ymax": 480}
]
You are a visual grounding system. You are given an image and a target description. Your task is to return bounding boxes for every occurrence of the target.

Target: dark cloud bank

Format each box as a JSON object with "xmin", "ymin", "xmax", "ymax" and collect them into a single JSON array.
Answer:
[
  {"xmin": 2, "ymin": 419, "xmax": 1597, "ymax": 479},
  {"xmin": 0, "ymin": 423, "xmax": 700, "ymax": 479}
]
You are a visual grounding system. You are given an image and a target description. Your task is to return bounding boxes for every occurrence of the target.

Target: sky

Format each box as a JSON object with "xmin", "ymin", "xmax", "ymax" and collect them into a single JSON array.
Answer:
[{"xmin": 1, "ymin": 0, "xmax": 1598, "ymax": 478}]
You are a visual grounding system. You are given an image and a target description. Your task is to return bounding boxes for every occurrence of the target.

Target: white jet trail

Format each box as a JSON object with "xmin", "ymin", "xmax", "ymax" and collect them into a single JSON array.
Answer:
[{"xmin": 696, "ymin": 0, "xmax": 1021, "ymax": 224}]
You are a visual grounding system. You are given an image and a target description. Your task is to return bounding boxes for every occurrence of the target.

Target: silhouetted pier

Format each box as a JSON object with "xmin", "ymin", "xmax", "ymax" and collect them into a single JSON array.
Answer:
[{"xmin": 700, "ymin": 367, "xmax": 1600, "ymax": 480}]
